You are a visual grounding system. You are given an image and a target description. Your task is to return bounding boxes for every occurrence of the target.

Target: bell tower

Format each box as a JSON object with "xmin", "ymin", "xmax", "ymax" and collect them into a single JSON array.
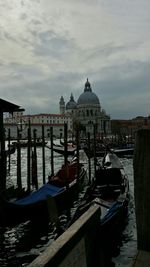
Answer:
[{"xmin": 59, "ymin": 96, "xmax": 65, "ymax": 114}]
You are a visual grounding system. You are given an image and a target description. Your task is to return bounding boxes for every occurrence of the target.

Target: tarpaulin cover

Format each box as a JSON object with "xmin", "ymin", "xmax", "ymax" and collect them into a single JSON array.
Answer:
[{"xmin": 15, "ymin": 184, "xmax": 64, "ymax": 205}]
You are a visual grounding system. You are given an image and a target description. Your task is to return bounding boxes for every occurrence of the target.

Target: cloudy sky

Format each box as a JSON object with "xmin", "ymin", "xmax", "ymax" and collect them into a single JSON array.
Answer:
[{"xmin": 0, "ymin": 0, "xmax": 150, "ymax": 119}]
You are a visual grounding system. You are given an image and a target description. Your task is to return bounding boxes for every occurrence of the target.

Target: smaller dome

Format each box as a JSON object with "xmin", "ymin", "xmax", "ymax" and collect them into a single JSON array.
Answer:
[{"xmin": 66, "ymin": 93, "xmax": 77, "ymax": 110}]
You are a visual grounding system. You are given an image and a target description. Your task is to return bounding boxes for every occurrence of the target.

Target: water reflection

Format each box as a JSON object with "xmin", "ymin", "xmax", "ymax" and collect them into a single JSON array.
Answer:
[{"xmin": 1, "ymin": 144, "xmax": 137, "ymax": 267}]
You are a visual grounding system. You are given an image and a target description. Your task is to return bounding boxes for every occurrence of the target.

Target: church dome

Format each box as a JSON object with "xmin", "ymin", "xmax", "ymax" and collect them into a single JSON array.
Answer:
[
  {"xmin": 77, "ymin": 79, "xmax": 100, "ymax": 106},
  {"xmin": 66, "ymin": 93, "xmax": 77, "ymax": 110}
]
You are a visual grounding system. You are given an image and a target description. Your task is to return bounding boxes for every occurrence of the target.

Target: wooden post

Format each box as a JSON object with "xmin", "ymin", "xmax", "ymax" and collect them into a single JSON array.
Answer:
[
  {"xmin": 64, "ymin": 123, "xmax": 68, "ymax": 166},
  {"xmin": 93, "ymin": 124, "xmax": 97, "ymax": 177},
  {"xmin": 88, "ymin": 132, "xmax": 91, "ymax": 184},
  {"xmin": 27, "ymin": 121, "xmax": 31, "ymax": 193},
  {"xmin": 50, "ymin": 127, "xmax": 54, "ymax": 176},
  {"xmin": 0, "ymin": 111, "xmax": 6, "ymax": 193},
  {"xmin": 17, "ymin": 127, "xmax": 22, "ymax": 190},
  {"xmin": 42, "ymin": 125, "xmax": 46, "ymax": 184},
  {"xmin": 133, "ymin": 129, "xmax": 150, "ymax": 251},
  {"xmin": 32, "ymin": 129, "xmax": 38, "ymax": 189},
  {"xmin": 8, "ymin": 128, "xmax": 11, "ymax": 173},
  {"xmin": 76, "ymin": 128, "xmax": 80, "ymax": 182},
  {"xmin": 64, "ymin": 123, "xmax": 69, "ymax": 190}
]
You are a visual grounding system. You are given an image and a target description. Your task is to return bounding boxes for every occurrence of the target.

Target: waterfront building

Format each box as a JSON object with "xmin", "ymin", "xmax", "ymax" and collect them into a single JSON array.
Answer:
[
  {"xmin": 4, "ymin": 113, "xmax": 72, "ymax": 139},
  {"xmin": 60, "ymin": 79, "xmax": 111, "ymax": 138},
  {"xmin": 4, "ymin": 79, "xmax": 111, "ymax": 139}
]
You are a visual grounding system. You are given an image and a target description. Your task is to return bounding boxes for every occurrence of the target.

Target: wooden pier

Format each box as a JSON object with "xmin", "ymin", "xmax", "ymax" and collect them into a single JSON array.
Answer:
[
  {"xmin": 129, "ymin": 250, "xmax": 150, "ymax": 267},
  {"xmin": 27, "ymin": 204, "xmax": 102, "ymax": 267}
]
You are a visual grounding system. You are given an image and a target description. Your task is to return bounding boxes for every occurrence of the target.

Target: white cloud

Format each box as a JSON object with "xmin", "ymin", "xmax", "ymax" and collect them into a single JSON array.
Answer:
[{"xmin": 0, "ymin": 0, "xmax": 150, "ymax": 119}]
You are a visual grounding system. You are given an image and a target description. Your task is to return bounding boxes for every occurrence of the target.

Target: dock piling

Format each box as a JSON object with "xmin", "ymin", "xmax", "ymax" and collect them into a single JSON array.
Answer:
[{"xmin": 133, "ymin": 129, "xmax": 150, "ymax": 251}]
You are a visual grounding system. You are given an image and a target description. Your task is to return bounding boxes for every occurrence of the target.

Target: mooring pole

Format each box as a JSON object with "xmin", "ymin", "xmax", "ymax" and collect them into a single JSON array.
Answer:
[
  {"xmin": 8, "ymin": 128, "xmax": 11, "ymax": 173},
  {"xmin": 64, "ymin": 123, "xmax": 69, "ymax": 190},
  {"xmin": 64, "ymin": 123, "xmax": 68, "ymax": 166},
  {"xmin": 133, "ymin": 128, "xmax": 150, "ymax": 251},
  {"xmin": 93, "ymin": 124, "xmax": 97, "ymax": 178},
  {"xmin": 17, "ymin": 127, "xmax": 22, "ymax": 190},
  {"xmin": 0, "ymin": 111, "xmax": 6, "ymax": 194},
  {"xmin": 32, "ymin": 129, "xmax": 38, "ymax": 189},
  {"xmin": 27, "ymin": 120, "xmax": 31, "ymax": 193},
  {"xmin": 50, "ymin": 127, "xmax": 54, "ymax": 176},
  {"xmin": 76, "ymin": 128, "xmax": 80, "ymax": 182},
  {"xmin": 42, "ymin": 125, "xmax": 46, "ymax": 184},
  {"xmin": 88, "ymin": 132, "xmax": 91, "ymax": 185}
]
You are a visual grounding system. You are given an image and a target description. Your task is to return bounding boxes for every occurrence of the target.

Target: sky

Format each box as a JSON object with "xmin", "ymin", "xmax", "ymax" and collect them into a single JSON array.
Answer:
[{"xmin": 0, "ymin": 0, "xmax": 150, "ymax": 119}]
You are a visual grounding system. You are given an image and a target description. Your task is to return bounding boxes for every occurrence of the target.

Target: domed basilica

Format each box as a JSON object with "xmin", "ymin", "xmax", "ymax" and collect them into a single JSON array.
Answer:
[{"xmin": 59, "ymin": 79, "xmax": 111, "ymax": 137}]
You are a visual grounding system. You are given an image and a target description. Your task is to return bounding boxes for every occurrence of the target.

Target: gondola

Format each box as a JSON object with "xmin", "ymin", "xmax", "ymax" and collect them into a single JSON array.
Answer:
[
  {"xmin": 46, "ymin": 143, "xmax": 76, "ymax": 156},
  {"xmin": 0, "ymin": 157, "xmax": 87, "ymax": 227},
  {"xmin": 69, "ymin": 151, "xmax": 129, "ymax": 239},
  {"xmin": 84, "ymin": 146, "xmax": 134, "ymax": 158},
  {"xmin": 12, "ymin": 140, "xmax": 48, "ymax": 148}
]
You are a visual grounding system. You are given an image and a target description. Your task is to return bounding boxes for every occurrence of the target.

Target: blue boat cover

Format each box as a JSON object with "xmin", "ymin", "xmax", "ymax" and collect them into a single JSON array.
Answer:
[
  {"xmin": 15, "ymin": 184, "xmax": 64, "ymax": 205},
  {"xmin": 101, "ymin": 201, "xmax": 123, "ymax": 224}
]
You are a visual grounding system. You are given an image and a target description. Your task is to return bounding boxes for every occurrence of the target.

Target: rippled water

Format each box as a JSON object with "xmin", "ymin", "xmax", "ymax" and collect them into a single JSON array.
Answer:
[
  {"xmin": 0, "ymin": 142, "xmax": 137, "ymax": 267},
  {"xmin": 112, "ymin": 157, "xmax": 137, "ymax": 267}
]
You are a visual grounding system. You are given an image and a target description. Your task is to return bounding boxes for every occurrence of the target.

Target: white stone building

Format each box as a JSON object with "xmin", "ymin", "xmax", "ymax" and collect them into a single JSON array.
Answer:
[
  {"xmin": 4, "ymin": 113, "xmax": 72, "ymax": 139},
  {"xmin": 59, "ymin": 79, "xmax": 111, "ymax": 138},
  {"xmin": 4, "ymin": 79, "xmax": 111, "ymax": 139}
]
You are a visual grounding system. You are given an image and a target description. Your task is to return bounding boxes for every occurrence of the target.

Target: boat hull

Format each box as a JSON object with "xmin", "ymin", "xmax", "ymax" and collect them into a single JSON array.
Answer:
[{"xmin": 0, "ymin": 168, "xmax": 87, "ymax": 227}]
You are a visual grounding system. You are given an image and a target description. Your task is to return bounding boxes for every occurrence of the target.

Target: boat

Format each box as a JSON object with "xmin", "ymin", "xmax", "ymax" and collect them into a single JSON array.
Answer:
[
  {"xmin": 84, "ymin": 145, "xmax": 134, "ymax": 158},
  {"xmin": 60, "ymin": 139, "xmax": 76, "ymax": 147},
  {"xmin": 0, "ymin": 157, "xmax": 87, "ymax": 227},
  {"xmin": 69, "ymin": 151, "xmax": 129, "ymax": 239},
  {"xmin": 46, "ymin": 143, "xmax": 76, "ymax": 156},
  {"xmin": 12, "ymin": 140, "xmax": 48, "ymax": 148}
]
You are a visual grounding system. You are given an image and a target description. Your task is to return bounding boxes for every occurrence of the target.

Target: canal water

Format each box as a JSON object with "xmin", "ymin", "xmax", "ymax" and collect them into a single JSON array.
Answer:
[{"xmin": 0, "ymin": 141, "xmax": 137, "ymax": 267}]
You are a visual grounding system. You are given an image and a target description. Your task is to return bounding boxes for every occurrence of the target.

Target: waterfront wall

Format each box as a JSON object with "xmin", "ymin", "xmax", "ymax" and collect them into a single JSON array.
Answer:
[{"xmin": 27, "ymin": 204, "xmax": 104, "ymax": 267}]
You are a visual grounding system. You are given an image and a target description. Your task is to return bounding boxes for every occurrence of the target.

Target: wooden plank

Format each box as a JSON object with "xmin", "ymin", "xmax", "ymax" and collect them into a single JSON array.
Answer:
[{"xmin": 130, "ymin": 250, "xmax": 150, "ymax": 267}]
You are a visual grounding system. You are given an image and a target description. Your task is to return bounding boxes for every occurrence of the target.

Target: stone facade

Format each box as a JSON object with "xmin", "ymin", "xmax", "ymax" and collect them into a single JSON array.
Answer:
[
  {"xmin": 60, "ymin": 79, "xmax": 111, "ymax": 137},
  {"xmin": 4, "ymin": 79, "xmax": 111, "ymax": 139}
]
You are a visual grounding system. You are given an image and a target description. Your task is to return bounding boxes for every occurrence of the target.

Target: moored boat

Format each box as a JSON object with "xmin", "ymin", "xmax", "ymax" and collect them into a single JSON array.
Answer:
[
  {"xmin": 69, "ymin": 151, "xmax": 129, "ymax": 238},
  {"xmin": 46, "ymin": 143, "xmax": 76, "ymax": 156},
  {"xmin": 12, "ymin": 140, "xmax": 47, "ymax": 148},
  {"xmin": 84, "ymin": 146, "xmax": 134, "ymax": 158},
  {"xmin": 0, "ymin": 156, "xmax": 87, "ymax": 227}
]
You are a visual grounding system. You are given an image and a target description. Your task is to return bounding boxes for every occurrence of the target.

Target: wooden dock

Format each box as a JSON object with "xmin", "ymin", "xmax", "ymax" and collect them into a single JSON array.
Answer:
[{"xmin": 130, "ymin": 250, "xmax": 150, "ymax": 267}]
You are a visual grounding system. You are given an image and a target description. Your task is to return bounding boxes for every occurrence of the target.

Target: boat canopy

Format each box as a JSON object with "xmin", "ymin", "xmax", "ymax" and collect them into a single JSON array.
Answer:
[{"xmin": 15, "ymin": 184, "xmax": 64, "ymax": 205}]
